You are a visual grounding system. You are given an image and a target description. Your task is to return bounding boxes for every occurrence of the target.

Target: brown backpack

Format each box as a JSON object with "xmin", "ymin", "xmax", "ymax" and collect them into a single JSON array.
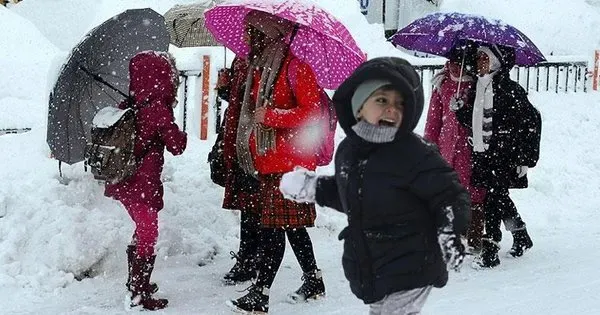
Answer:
[{"xmin": 85, "ymin": 106, "xmax": 137, "ymax": 184}]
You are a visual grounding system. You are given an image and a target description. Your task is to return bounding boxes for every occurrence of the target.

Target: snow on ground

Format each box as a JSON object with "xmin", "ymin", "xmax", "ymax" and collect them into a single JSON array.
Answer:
[
  {"xmin": 1, "ymin": 91, "xmax": 599, "ymax": 315},
  {"xmin": 1, "ymin": 0, "xmax": 600, "ymax": 314}
]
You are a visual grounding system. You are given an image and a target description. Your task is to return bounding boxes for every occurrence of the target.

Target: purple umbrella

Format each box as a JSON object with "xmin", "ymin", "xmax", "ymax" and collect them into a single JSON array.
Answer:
[
  {"xmin": 389, "ymin": 12, "xmax": 546, "ymax": 66},
  {"xmin": 204, "ymin": 0, "xmax": 366, "ymax": 89}
]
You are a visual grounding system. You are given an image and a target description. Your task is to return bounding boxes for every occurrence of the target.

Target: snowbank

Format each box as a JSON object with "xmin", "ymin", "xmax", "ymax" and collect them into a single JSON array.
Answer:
[{"xmin": 0, "ymin": 6, "xmax": 60, "ymax": 129}]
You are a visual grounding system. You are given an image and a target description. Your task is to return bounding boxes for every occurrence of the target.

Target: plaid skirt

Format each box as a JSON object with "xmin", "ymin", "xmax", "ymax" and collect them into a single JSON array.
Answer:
[
  {"xmin": 259, "ymin": 173, "xmax": 316, "ymax": 229},
  {"xmin": 222, "ymin": 167, "xmax": 261, "ymax": 213}
]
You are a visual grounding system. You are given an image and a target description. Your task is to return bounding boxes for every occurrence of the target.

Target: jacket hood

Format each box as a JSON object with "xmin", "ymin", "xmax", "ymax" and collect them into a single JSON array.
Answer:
[
  {"xmin": 487, "ymin": 44, "xmax": 516, "ymax": 71},
  {"xmin": 332, "ymin": 57, "xmax": 424, "ymax": 139},
  {"xmin": 128, "ymin": 51, "xmax": 179, "ymax": 107}
]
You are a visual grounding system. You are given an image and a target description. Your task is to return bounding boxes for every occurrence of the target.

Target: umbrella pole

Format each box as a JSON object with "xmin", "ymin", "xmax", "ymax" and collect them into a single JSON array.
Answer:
[
  {"xmin": 78, "ymin": 64, "xmax": 128, "ymax": 99},
  {"xmin": 183, "ymin": 75, "xmax": 188, "ymax": 132},
  {"xmin": 455, "ymin": 50, "xmax": 466, "ymax": 99}
]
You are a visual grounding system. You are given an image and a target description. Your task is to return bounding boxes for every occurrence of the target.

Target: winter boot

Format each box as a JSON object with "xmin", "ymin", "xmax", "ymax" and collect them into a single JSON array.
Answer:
[
  {"xmin": 508, "ymin": 229, "xmax": 533, "ymax": 258},
  {"xmin": 287, "ymin": 269, "xmax": 326, "ymax": 303},
  {"xmin": 466, "ymin": 204, "xmax": 485, "ymax": 253},
  {"xmin": 129, "ymin": 255, "xmax": 168, "ymax": 310},
  {"xmin": 223, "ymin": 251, "xmax": 257, "ymax": 285},
  {"xmin": 227, "ymin": 284, "xmax": 269, "ymax": 314},
  {"xmin": 126, "ymin": 245, "xmax": 158, "ymax": 294},
  {"xmin": 472, "ymin": 237, "xmax": 500, "ymax": 269}
]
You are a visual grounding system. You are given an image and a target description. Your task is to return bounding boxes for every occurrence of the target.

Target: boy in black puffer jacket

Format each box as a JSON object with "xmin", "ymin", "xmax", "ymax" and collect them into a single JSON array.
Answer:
[{"xmin": 279, "ymin": 57, "xmax": 470, "ymax": 314}]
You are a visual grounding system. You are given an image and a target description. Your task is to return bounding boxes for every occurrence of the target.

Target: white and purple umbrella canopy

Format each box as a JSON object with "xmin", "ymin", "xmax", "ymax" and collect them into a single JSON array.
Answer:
[{"xmin": 204, "ymin": 0, "xmax": 366, "ymax": 89}]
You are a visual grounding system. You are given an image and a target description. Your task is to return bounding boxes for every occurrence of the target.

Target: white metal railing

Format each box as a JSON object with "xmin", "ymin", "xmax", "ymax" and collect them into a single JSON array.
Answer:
[{"xmin": 412, "ymin": 56, "xmax": 591, "ymax": 93}]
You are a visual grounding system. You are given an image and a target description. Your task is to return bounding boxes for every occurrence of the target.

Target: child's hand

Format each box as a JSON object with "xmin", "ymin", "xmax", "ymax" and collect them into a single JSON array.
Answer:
[
  {"xmin": 279, "ymin": 167, "xmax": 318, "ymax": 203},
  {"xmin": 438, "ymin": 232, "xmax": 466, "ymax": 272},
  {"xmin": 449, "ymin": 96, "xmax": 465, "ymax": 111},
  {"xmin": 254, "ymin": 107, "xmax": 267, "ymax": 124}
]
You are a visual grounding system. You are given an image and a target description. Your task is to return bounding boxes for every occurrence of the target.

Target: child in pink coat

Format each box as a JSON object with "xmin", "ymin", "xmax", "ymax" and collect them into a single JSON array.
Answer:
[{"xmin": 424, "ymin": 42, "xmax": 486, "ymax": 251}]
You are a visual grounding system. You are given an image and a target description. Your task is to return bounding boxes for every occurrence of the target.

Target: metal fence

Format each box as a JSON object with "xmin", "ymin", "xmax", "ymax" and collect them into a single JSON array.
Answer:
[{"xmin": 414, "ymin": 60, "xmax": 590, "ymax": 93}]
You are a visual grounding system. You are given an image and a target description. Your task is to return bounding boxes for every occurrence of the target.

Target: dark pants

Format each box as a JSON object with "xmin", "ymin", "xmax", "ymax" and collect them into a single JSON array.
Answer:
[
  {"xmin": 256, "ymin": 228, "xmax": 318, "ymax": 288},
  {"xmin": 238, "ymin": 210, "xmax": 261, "ymax": 260},
  {"xmin": 484, "ymin": 188, "xmax": 527, "ymax": 243}
]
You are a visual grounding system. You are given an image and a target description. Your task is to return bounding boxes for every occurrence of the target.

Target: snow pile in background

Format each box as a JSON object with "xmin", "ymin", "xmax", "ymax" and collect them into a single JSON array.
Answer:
[{"xmin": 0, "ymin": 6, "xmax": 60, "ymax": 129}]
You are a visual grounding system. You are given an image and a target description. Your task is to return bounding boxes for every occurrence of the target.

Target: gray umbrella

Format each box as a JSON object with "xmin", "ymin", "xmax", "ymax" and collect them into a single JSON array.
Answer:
[
  {"xmin": 164, "ymin": 3, "xmax": 220, "ymax": 47},
  {"xmin": 47, "ymin": 8, "xmax": 169, "ymax": 165},
  {"xmin": 164, "ymin": 3, "xmax": 228, "ymax": 132}
]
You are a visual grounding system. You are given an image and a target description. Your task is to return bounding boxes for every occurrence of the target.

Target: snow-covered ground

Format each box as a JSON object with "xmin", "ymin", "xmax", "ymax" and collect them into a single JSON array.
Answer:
[{"xmin": 1, "ymin": 0, "xmax": 600, "ymax": 314}]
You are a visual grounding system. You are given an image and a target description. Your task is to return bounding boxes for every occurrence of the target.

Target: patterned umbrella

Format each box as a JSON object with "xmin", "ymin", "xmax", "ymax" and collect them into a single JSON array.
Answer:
[
  {"xmin": 204, "ymin": 0, "xmax": 366, "ymax": 89},
  {"xmin": 389, "ymin": 12, "xmax": 546, "ymax": 66},
  {"xmin": 164, "ymin": 3, "xmax": 220, "ymax": 47}
]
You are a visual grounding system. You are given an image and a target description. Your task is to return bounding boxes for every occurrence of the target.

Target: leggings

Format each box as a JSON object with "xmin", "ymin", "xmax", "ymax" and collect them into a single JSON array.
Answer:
[
  {"xmin": 256, "ymin": 228, "xmax": 318, "ymax": 288},
  {"xmin": 123, "ymin": 202, "xmax": 159, "ymax": 257}
]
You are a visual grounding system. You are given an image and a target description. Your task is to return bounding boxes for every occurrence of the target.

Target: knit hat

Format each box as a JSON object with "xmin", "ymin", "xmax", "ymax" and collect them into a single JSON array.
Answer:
[{"xmin": 350, "ymin": 79, "xmax": 392, "ymax": 118}]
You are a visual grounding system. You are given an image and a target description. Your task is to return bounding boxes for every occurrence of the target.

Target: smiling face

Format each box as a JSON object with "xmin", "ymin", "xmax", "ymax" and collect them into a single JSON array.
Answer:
[{"xmin": 357, "ymin": 87, "xmax": 404, "ymax": 128}]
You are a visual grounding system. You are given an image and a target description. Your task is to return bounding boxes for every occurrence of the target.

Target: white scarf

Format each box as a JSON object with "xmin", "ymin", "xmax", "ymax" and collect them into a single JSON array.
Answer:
[
  {"xmin": 472, "ymin": 72, "xmax": 495, "ymax": 152},
  {"xmin": 471, "ymin": 47, "xmax": 502, "ymax": 152}
]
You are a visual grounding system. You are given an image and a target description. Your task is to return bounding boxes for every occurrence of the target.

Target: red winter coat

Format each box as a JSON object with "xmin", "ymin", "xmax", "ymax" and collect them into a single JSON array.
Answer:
[
  {"xmin": 249, "ymin": 54, "xmax": 322, "ymax": 174},
  {"xmin": 424, "ymin": 62, "xmax": 486, "ymax": 204},
  {"xmin": 105, "ymin": 51, "xmax": 187, "ymax": 210}
]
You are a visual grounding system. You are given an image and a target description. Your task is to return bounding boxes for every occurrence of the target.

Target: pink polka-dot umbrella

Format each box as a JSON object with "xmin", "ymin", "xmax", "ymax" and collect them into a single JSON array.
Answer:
[{"xmin": 204, "ymin": 0, "xmax": 366, "ymax": 90}]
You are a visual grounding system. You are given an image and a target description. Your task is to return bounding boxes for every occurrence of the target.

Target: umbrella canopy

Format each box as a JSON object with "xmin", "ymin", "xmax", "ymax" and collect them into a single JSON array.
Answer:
[
  {"xmin": 204, "ymin": 0, "xmax": 366, "ymax": 89},
  {"xmin": 164, "ymin": 3, "xmax": 220, "ymax": 47},
  {"xmin": 47, "ymin": 8, "xmax": 169, "ymax": 165},
  {"xmin": 389, "ymin": 12, "xmax": 546, "ymax": 66}
]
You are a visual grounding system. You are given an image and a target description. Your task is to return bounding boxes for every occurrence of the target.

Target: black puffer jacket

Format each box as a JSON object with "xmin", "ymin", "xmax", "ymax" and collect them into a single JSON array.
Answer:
[
  {"xmin": 315, "ymin": 57, "xmax": 470, "ymax": 304},
  {"xmin": 455, "ymin": 46, "xmax": 542, "ymax": 189}
]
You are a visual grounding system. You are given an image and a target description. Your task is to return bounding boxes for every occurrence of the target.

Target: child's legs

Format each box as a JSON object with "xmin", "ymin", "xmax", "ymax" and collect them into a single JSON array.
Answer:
[
  {"xmin": 239, "ymin": 210, "xmax": 262, "ymax": 258},
  {"xmin": 255, "ymin": 228, "xmax": 286, "ymax": 288},
  {"xmin": 286, "ymin": 228, "xmax": 318, "ymax": 273},
  {"xmin": 369, "ymin": 286, "xmax": 432, "ymax": 315},
  {"xmin": 124, "ymin": 202, "xmax": 159, "ymax": 257},
  {"xmin": 483, "ymin": 189, "xmax": 505, "ymax": 243},
  {"xmin": 498, "ymin": 191, "xmax": 527, "ymax": 232}
]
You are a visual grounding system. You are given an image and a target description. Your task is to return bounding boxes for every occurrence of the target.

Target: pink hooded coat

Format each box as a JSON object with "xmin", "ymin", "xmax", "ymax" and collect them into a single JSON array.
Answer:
[
  {"xmin": 424, "ymin": 62, "xmax": 486, "ymax": 204},
  {"xmin": 104, "ymin": 51, "xmax": 187, "ymax": 210}
]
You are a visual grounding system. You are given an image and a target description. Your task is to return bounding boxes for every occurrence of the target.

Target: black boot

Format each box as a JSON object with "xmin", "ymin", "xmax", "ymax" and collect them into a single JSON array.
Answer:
[
  {"xmin": 288, "ymin": 269, "xmax": 326, "ymax": 303},
  {"xmin": 227, "ymin": 284, "xmax": 269, "ymax": 314},
  {"xmin": 509, "ymin": 229, "xmax": 533, "ymax": 257},
  {"xmin": 129, "ymin": 255, "xmax": 168, "ymax": 310},
  {"xmin": 126, "ymin": 245, "xmax": 158, "ymax": 294},
  {"xmin": 472, "ymin": 237, "xmax": 500, "ymax": 269},
  {"xmin": 223, "ymin": 251, "xmax": 257, "ymax": 285}
]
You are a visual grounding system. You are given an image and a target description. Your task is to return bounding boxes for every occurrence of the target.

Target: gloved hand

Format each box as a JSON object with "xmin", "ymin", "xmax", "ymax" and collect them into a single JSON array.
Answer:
[
  {"xmin": 516, "ymin": 166, "xmax": 528, "ymax": 178},
  {"xmin": 449, "ymin": 96, "xmax": 465, "ymax": 111},
  {"xmin": 279, "ymin": 167, "xmax": 318, "ymax": 203},
  {"xmin": 438, "ymin": 232, "xmax": 467, "ymax": 272}
]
